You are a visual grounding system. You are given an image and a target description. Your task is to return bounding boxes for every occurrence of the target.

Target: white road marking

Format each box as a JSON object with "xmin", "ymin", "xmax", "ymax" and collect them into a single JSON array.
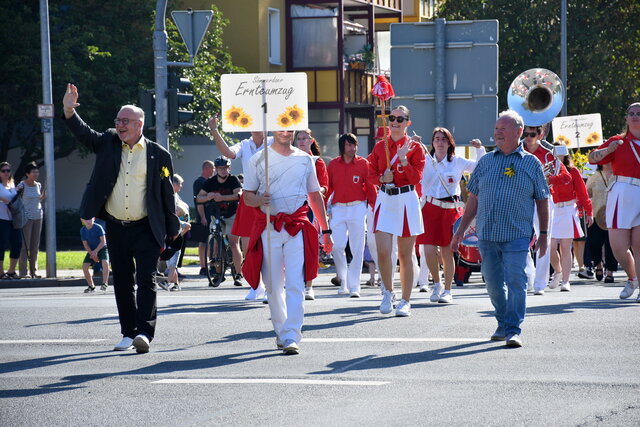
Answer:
[
  {"xmin": 303, "ymin": 337, "xmax": 487, "ymax": 343},
  {"xmin": 0, "ymin": 339, "xmax": 108, "ymax": 344},
  {"xmin": 152, "ymin": 378, "xmax": 389, "ymax": 386}
]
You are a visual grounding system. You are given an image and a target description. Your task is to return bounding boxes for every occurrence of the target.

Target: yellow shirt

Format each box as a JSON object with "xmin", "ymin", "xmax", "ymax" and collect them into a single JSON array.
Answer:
[{"xmin": 105, "ymin": 135, "xmax": 148, "ymax": 221}]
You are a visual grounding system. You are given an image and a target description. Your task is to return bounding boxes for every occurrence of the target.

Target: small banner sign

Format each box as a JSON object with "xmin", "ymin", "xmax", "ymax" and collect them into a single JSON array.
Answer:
[
  {"xmin": 221, "ymin": 73, "xmax": 308, "ymax": 132},
  {"xmin": 551, "ymin": 113, "xmax": 603, "ymax": 149}
]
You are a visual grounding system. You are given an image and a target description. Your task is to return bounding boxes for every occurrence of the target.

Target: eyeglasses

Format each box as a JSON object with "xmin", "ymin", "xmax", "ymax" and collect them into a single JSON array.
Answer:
[
  {"xmin": 388, "ymin": 115, "xmax": 408, "ymax": 123},
  {"xmin": 628, "ymin": 111, "xmax": 640, "ymax": 117},
  {"xmin": 114, "ymin": 118, "xmax": 138, "ymax": 126},
  {"xmin": 0, "ymin": 169, "xmax": 10, "ymax": 173},
  {"xmin": 523, "ymin": 132, "xmax": 538, "ymax": 138}
]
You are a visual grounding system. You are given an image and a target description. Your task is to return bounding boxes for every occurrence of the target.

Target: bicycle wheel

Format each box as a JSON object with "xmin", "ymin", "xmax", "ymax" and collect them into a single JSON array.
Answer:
[{"xmin": 205, "ymin": 232, "xmax": 226, "ymax": 287}]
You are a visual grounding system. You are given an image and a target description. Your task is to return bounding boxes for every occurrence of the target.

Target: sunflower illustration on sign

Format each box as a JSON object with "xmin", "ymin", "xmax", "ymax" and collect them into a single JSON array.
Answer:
[
  {"xmin": 556, "ymin": 135, "xmax": 571, "ymax": 145},
  {"xmin": 277, "ymin": 113, "xmax": 293, "ymax": 128},
  {"xmin": 504, "ymin": 164, "xmax": 516, "ymax": 178},
  {"xmin": 285, "ymin": 105, "xmax": 304, "ymax": 124},
  {"xmin": 237, "ymin": 114, "xmax": 253, "ymax": 128},
  {"xmin": 224, "ymin": 106, "xmax": 245, "ymax": 126},
  {"xmin": 585, "ymin": 131, "xmax": 600, "ymax": 145}
]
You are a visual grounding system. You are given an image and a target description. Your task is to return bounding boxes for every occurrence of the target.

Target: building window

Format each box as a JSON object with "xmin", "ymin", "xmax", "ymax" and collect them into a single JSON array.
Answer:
[{"xmin": 268, "ymin": 8, "xmax": 281, "ymax": 65}]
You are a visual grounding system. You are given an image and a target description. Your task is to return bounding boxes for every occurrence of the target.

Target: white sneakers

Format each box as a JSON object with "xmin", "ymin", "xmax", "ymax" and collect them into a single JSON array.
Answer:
[
  {"xmin": 534, "ymin": 288, "xmax": 545, "ymax": 296},
  {"xmin": 395, "ymin": 299, "xmax": 411, "ymax": 317},
  {"xmin": 620, "ymin": 279, "xmax": 639, "ymax": 300},
  {"xmin": 380, "ymin": 289, "xmax": 396, "ymax": 314},
  {"xmin": 438, "ymin": 290, "xmax": 453, "ymax": 304},
  {"xmin": 304, "ymin": 287, "xmax": 315, "ymax": 300},
  {"xmin": 549, "ymin": 272, "xmax": 562, "ymax": 289},
  {"xmin": 560, "ymin": 281, "xmax": 571, "ymax": 292},
  {"xmin": 282, "ymin": 339, "xmax": 299, "ymax": 355},
  {"xmin": 133, "ymin": 334, "xmax": 150, "ymax": 353},
  {"xmin": 430, "ymin": 283, "xmax": 443, "ymax": 302},
  {"xmin": 113, "ymin": 337, "xmax": 134, "ymax": 351},
  {"xmin": 419, "ymin": 283, "xmax": 429, "ymax": 293},
  {"xmin": 338, "ymin": 286, "xmax": 350, "ymax": 295},
  {"xmin": 245, "ymin": 284, "xmax": 266, "ymax": 301}
]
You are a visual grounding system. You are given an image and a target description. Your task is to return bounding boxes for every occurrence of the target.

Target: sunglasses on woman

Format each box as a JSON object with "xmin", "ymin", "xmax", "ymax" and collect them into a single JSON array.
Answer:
[
  {"xmin": 0, "ymin": 169, "xmax": 10, "ymax": 173},
  {"xmin": 522, "ymin": 132, "xmax": 538, "ymax": 138},
  {"xmin": 388, "ymin": 115, "xmax": 408, "ymax": 123}
]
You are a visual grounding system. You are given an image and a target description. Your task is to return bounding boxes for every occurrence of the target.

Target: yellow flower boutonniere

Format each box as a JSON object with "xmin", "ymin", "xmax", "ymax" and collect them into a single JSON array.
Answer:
[
  {"xmin": 161, "ymin": 166, "xmax": 170, "ymax": 179},
  {"xmin": 504, "ymin": 164, "xmax": 516, "ymax": 178}
]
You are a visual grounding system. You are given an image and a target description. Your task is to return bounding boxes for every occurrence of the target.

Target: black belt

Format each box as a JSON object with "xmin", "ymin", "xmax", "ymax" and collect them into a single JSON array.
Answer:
[
  {"xmin": 381, "ymin": 184, "xmax": 414, "ymax": 196},
  {"xmin": 106, "ymin": 214, "xmax": 148, "ymax": 227},
  {"xmin": 436, "ymin": 195, "xmax": 459, "ymax": 202}
]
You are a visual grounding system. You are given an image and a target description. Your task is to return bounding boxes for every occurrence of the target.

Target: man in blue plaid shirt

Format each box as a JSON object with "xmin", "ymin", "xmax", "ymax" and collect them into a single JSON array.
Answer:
[{"xmin": 451, "ymin": 110, "xmax": 549, "ymax": 348}]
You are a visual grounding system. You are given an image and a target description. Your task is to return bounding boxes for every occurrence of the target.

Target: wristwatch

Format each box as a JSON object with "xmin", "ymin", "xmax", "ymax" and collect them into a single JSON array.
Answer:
[
  {"xmin": 322, "ymin": 229, "xmax": 332, "ymax": 235},
  {"xmin": 539, "ymin": 230, "xmax": 548, "ymax": 234}
]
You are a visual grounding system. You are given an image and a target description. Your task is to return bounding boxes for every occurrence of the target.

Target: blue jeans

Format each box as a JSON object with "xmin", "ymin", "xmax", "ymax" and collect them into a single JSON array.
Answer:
[{"xmin": 478, "ymin": 238, "xmax": 529, "ymax": 336}]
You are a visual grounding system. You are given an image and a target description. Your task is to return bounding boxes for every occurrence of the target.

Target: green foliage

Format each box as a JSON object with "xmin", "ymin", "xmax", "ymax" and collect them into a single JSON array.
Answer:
[
  {"xmin": 437, "ymin": 0, "xmax": 640, "ymax": 138},
  {"xmin": 164, "ymin": 4, "xmax": 244, "ymax": 150}
]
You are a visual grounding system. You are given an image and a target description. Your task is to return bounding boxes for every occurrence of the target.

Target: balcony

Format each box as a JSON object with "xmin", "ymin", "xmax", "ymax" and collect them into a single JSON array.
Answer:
[{"xmin": 344, "ymin": 69, "xmax": 375, "ymax": 106}]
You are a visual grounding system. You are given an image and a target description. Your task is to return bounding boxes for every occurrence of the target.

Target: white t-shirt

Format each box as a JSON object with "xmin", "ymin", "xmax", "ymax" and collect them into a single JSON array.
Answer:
[
  {"xmin": 421, "ymin": 147, "xmax": 486, "ymax": 198},
  {"xmin": 229, "ymin": 136, "xmax": 274, "ymax": 174},
  {"xmin": 244, "ymin": 146, "xmax": 320, "ymax": 215},
  {"xmin": 0, "ymin": 185, "xmax": 17, "ymax": 221}
]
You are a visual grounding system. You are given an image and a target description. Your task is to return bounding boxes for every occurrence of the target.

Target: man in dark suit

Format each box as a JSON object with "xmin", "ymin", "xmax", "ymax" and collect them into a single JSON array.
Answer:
[{"xmin": 62, "ymin": 83, "xmax": 179, "ymax": 354}]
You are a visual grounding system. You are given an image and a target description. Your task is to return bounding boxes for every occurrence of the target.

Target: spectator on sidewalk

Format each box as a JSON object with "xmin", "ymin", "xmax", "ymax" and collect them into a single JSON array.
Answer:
[
  {"xmin": 80, "ymin": 217, "xmax": 109, "ymax": 293},
  {"xmin": 192, "ymin": 160, "xmax": 214, "ymax": 276},
  {"xmin": 17, "ymin": 162, "xmax": 45, "ymax": 279}
]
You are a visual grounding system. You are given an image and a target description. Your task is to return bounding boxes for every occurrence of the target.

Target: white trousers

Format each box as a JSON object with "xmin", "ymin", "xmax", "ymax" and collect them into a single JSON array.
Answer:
[
  {"xmin": 331, "ymin": 202, "xmax": 367, "ymax": 293},
  {"xmin": 526, "ymin": 199, "xmax": 554, "ymax": 291},
  {"xmin": 261, "ymin": 225, "xmax": 305, "ymax": 344},
  {"xmin": 366, "ymin": 205, "xmax": 398, "ymax": 287}
]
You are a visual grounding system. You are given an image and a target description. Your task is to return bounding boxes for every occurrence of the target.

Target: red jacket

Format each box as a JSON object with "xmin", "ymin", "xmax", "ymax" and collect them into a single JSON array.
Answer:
[
  {"xmin": 242, "ymin": 204, "xmax": 319, "ymax": 289},
  {"xmin": 367, "ymin": 135, "xmax": 425, "ymax": 188},
  {"xmin": 525, "ymin": 143, "xmax": 572, "ymax": 195},
  {"xmin": 552, "ymin": 167, "xmax": 593, "ymax": 216},
  {"xmin": 326, "ymin": 155, "xmax": 371, "ymax": 204},
  {"xmin": 595, "ymin": 132, "xmax": 640, "ymax": 179}
]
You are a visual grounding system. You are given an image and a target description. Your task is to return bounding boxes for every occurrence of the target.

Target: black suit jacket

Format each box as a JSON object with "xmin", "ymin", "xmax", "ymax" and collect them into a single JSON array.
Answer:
[{"xmin": 63, "ymin": 112, "xmax": 180, "ymax": 247}]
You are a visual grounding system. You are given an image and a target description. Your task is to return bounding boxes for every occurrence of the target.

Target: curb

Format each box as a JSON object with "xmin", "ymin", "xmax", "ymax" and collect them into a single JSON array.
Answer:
[{"xmin": 0, "ymin": 278, "xmax": 88, "ymax": 289}]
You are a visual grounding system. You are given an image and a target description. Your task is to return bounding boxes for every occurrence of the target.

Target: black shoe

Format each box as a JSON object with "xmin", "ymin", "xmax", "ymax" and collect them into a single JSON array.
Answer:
[
  {"xmin": 604, "ymin": 275, "xmax": 615, "ymax": 283},
  {"xmin": 330, "ymin": 276, "xmax": 342, "ymax": 286},
  {"xmin": 199, "ymin": 268, "xmax": 207, "ymax": 276},
  {"xmin": 595, "ymin": 267, "xmax": 604, "ymax": 281},
  {"xmin": 233, "ymin": 273, "xmax": 243, "ymax": 286}
]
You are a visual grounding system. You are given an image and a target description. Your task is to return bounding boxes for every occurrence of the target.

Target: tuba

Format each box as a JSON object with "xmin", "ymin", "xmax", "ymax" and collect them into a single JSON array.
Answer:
[
  {"xmin": 507, "ymin": 68, "xmax": 565, "ymax": 127},
  {"xmin": 508, "ymin": 68, "xmax": 566, "ymax": 176}
]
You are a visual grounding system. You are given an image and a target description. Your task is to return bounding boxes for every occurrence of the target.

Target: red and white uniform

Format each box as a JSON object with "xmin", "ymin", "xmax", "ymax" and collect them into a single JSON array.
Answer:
[
  {"xmin": 417, "ymin": 146, "xmax": 485, "ymax": 246},
  {"xmin": 368, "ymin": 136, "xmax": 425, "ymax": 237},
  {"xmin": 327, "ymin": 155, "xmax": 371, "ymax": 293},
  {"xmin": 242, "ymin": 147, "xmax": 320, "ymax": 345},
  {"xmin": 551, "ymin": 167, "xmax": 593, "ymax": 239},
  {"xmin": 230, "ymin": 136, "xmax": 273, "ymax": 237},
  {"xmin": 594, "ymin": 133, "xmax": 640, "ymax": 229}
]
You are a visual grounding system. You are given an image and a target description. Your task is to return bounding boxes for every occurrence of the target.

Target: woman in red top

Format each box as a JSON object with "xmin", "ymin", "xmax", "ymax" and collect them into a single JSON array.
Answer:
[
  {"xmin": 293, "ymin": 129, "xmax": 328, "ymax": 300},
  {"xmin": 588, "ymin": 102, "xmax": 640, "ymax": 300},
  {"xmin": 367, "ymin": 106, "xmax": 425, "ymax": 317},
  {"xmin": 549, "ymin": 147, "xmax": 593, "ymax": 291}
]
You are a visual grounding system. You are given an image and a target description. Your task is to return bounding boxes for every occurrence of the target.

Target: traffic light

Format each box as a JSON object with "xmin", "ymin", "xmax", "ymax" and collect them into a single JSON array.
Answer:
[
  {"xmin": 167, "ymin": 72, "xmax": 194, "ymax": 128},
  {"xmin": 138, "ymin": 88, "xmax": 155, "ymax": 130}
]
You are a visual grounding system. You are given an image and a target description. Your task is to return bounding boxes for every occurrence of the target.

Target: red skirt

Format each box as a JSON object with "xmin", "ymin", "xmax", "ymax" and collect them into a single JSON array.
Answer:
[
  {"xmin": 416, "ymin": 200, "xmax": 462, "ymax": 246},
  {"xmin": 231, "ymin": 197, "xmax": 256, "ymax": 237}
]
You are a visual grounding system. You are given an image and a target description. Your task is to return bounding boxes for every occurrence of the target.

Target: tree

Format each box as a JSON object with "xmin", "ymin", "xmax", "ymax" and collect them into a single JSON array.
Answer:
[
  {"xmin": 437, "ymin": 0, "xmax": 640, "ymax": 138},
  {"xmin": 0, "ymin": 0, "xmax": 241, "ymax": 177}
]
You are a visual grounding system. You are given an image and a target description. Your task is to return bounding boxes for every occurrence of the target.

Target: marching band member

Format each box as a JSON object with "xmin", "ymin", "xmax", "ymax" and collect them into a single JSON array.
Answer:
[
  {"xmin": 588, "ymin": 102, "xmax": 640, "ymax": 301},
  {"xmin": 548, "ymin": 147, "xmax": 593, "ymax": 291},
  {"xmin": 418, "ymin": 128, "xmax": 485, "ymax": 303},
  {"xmin": 522, "ymin": 125, "xmax": 572, "ymax": 295},
  {"xmin": 242, "ymin": 130, "xmax": 332, "ymax": 355},
  {"xmin": 208, "ymin": 115, "xmax": 273, "ymax": 300},
  {"xmin": 326, "ymin": 133, "xmax": 371, "ymax": 297},
  {"xmin": 368, "ymin": 106, "xmax": 425, "ymax": 317}
]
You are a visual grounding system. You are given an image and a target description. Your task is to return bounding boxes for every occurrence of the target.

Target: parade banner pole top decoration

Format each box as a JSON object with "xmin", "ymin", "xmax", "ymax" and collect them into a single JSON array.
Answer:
[
  {"xmin": 371, "ymin": 75, "xmax": 396, "ymax": 169},
  {"xmin": 221, "ymin": 72, "xmax": 309, "ymax": 291}
]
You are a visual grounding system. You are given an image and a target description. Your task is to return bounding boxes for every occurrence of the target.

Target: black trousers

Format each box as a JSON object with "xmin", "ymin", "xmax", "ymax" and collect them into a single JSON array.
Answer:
[
  {"xmin": 106, "ymin": 219, "xmax": 161, "ymax": 340},
  {"xmin": 585, "ymin": 223, "xmax": 617, "ymax": 272}
]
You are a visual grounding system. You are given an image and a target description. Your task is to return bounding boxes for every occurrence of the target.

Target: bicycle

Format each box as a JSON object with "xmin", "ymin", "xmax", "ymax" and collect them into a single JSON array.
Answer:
[{"xmin": 204, "ymin": 202, "xmax": 237, "ymax": 287}]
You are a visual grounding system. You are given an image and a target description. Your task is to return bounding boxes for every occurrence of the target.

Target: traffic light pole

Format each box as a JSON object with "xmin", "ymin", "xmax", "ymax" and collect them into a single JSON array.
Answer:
[{"xmin": 154, "ymin": 0, "xmax": 169, "ymax": 149}]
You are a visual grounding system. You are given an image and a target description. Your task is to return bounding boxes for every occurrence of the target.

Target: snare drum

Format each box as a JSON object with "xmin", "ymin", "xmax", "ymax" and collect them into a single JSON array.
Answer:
[{"xmin": 453, "ymin": 217, "xmax": 478, "ymax": 247}]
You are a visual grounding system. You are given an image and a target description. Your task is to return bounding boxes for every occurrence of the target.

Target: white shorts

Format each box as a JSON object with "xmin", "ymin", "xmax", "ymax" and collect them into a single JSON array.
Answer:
[
  {"xmin": 551, "ymin": 203, "xmax": 582, "ymax": 239},
  {"xmin": 606, "ymin": 181, "xmax": 640, "ymax": 229},
  {"xmin": 373, "ymin": 188, "xmax": 423, "ymax": 237}
]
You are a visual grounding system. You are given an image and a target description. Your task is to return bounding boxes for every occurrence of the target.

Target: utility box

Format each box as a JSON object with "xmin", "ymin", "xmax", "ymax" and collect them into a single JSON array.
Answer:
[{"xmin": 390, "ymin": 19, "xmax": 499, "ymax": 146}]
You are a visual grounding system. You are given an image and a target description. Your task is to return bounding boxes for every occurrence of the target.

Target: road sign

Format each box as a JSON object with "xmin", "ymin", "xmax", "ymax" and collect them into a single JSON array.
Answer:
[
  {"xmin": 552, "ymin": 113, "xmax": 603, "ymax": 149},
  {"xmin": 171, "ymin": 10, "xmax": 213, "ymax": 58},
  {"xmin": 390, "ymin": 20, "xmax": 498, "ymax": 146},
  {"xmin": 37, "ymin": 104, "xmax": 54, "ymax": 119},
  {"xmin": 41, "ymin": 118, "xmax": 52, "ymax": 133}
]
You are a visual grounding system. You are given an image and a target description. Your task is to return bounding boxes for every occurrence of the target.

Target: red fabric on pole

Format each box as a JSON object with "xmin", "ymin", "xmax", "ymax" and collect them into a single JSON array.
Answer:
[{"xmin": 371, "ymin": 75, "xmax": 395, "ymax": 101}]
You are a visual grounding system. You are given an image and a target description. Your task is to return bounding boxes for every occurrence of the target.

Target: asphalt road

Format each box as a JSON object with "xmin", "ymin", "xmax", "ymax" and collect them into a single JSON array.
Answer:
[{"xmin": 1, "ymin": 270, "xmax": 639, "ymax": 426}]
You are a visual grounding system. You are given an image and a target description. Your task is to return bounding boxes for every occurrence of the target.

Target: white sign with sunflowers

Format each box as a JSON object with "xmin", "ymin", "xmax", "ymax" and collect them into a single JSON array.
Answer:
[
  {"xmin": 551, "ymin": 113, "xmax": 603, "ymax": 148},
  {"xmin": 220, "ymin": 73, "xmax": 308, "ymax": 132}
]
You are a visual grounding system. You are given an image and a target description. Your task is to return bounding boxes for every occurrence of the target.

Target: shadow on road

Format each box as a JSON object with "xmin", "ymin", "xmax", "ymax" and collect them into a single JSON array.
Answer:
[{"xmin": 479, "ymin": 298, "xmax": 635, "ymax": 318}]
